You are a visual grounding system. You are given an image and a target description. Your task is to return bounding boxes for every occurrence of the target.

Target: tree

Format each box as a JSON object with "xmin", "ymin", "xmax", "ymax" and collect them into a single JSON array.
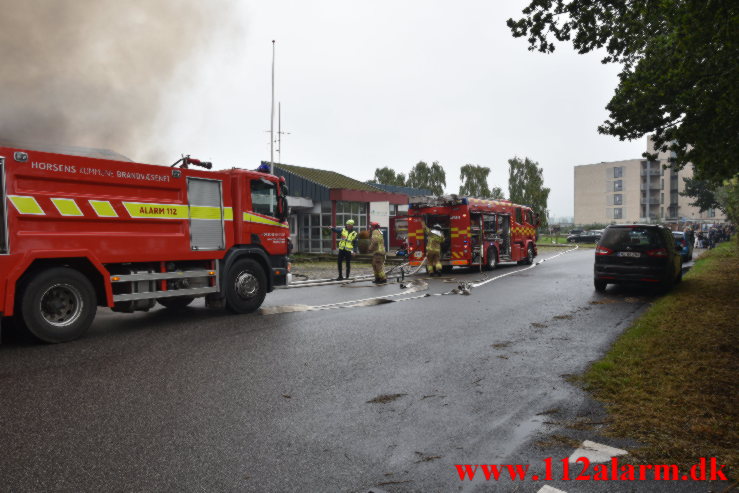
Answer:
[
  {"xmin": 459, "ymin": 164, "xmax": 491, "ymax": 198},
  {"xmin": 507, "ymin": 1, "xmax": 739, "ymax": 185},
  {"xmin": 406, "ymin": 161, "xmax": 446, "ymax": 195},
  {"xmin": 715, "ymin": 177, "xmax": 739, "ymax": 227},
  {"xmin": 681, "ymin": 178, "xmax": 723, "ymax": 214},
  {"xmin": 490, "ymin": 186, "xmax": 505, "ymax": 200},
  {"xmin": 507, "ymin": 157, "xmax": 550, "ymax": 228},
  {"xmin": 373, "ymin": 167, "xmax": 406, "ymax": 186}
]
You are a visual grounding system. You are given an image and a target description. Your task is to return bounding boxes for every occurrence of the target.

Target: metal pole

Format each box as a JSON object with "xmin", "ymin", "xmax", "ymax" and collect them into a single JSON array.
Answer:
[
  {"xmin": 278, "ymin": 102, "xmax": 281, "ymax": 164},
  {"xmin": 270, "ymin": 40, "xmax": 275, "ymax": 174}
]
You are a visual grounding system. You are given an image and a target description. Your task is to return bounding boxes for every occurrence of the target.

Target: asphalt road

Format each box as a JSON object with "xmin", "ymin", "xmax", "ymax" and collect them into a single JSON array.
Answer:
[{"xmin": 0, "ymin": 248, "xmax": 719, "ymax": 492}]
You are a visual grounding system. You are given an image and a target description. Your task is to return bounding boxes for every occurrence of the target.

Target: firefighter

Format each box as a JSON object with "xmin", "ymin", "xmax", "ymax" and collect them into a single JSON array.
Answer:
[
  {"xmin": 326, "ymin": 219, "xmax": 357, "ymax": 280},
  {"xmin": 423, "ymin": 221, "xmax": 444, "ymax": 276},
  {"xmin": 368, "ymin": 222, "xmax": 387, "ymax": 284}
]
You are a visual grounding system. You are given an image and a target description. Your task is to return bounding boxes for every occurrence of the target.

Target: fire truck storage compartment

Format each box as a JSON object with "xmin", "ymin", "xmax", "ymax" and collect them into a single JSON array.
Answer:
[
  {"xmin": 498, "ymin": 214, "xmax": 511, "ymax": 257},
  {"xmin": 424, "ymin": 215, "xmax": 451, "ymax": 259},
  {"xmin": 187, "ymin": 177, "xmax": 224, "ymax": 251}
]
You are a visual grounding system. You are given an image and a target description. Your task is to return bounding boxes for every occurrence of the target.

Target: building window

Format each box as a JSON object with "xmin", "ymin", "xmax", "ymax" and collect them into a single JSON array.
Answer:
[
  {"xmin": 613, "ymin": 194, "xmax": 623, "ymax": 205},
  {"xmin": 660, "ymin": 192, "xmax": 664, "ymax": 204},
  {"xmin": 336, "ymin": 201, "xmax": 368, "ymax": 231},
  {"xmin": 613, "ymin": 180, "xmax": 623, "ymax": 192},
  {"xmin": 614, "ymin": 208, "xmax": 623, "ymax": 219},
  {"xmin": 708, "ymin": 208, "xmax": 716, "ymax": 218},
  {"xmin": 613, "ymin": 166, "xmax": 623, "ymax": 178}
]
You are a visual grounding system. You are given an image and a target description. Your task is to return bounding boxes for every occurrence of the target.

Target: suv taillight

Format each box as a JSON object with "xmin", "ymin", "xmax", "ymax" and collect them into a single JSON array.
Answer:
[
  {"xmin": 646, "ymin": 248, "xmax": 668, "ymax": 257},
  {"xmin": 595, "ymin": 246, "xmax": 612, "ymax": 256}
]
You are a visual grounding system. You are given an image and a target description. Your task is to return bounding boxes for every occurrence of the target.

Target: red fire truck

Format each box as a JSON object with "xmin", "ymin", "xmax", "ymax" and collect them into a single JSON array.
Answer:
[
  {"xmin": 0, "ymin": 143, "xmax": 290, "ymax": 342},
  {"xmin": 405, "ymin": 196, "xmax": 539, "ymax": 271}
]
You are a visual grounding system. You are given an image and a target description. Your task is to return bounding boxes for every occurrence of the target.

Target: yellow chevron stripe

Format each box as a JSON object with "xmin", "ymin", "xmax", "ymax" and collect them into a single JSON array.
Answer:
[
  {"xmin": 51, "ymin": 198, "xmax": 83, "ymax": 216},
  {"xmin": 89, "ymin": 200, "xmax": 118, "ymax": 217},
  {"xmin": 223, "ymin": 207, "xmax": 233, "ymax": 221},
  {"xmin": 8, "ymin": 195, "xmax": 45, "ymax": 215}
]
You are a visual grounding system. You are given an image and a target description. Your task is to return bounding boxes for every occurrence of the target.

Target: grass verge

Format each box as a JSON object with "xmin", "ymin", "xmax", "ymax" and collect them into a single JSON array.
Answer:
[{"xmin": 584, "ymin": 241, "xmax": 738, "ymax": 478}]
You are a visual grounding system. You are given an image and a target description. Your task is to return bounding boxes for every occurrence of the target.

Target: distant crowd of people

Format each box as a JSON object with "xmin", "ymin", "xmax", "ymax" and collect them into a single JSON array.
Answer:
[{"xmin": 683, "ymin": 224, "xmax": 734, "ymax": 249}]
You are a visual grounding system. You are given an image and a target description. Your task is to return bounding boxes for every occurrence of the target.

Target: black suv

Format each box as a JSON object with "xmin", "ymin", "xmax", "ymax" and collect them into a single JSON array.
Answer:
[{"xmin": 594, "ymin": 225, "xmax": 682, "ymax": 292}]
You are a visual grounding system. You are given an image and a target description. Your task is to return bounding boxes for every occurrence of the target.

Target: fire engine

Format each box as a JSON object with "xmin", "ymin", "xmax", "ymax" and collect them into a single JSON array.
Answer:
[
  {"xmin": 405, "ymin": 195, "xmax": 539, "ymax": 271},
  {"xmin": 0, "ymin": 142, "xmax": 290, "ymax": 343}
]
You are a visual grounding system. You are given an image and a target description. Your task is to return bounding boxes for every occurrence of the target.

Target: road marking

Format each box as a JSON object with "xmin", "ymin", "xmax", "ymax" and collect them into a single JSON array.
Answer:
[
  {"xmin": 568, "ymin": 440, "xmax": 628, "ymax": 464},
  {"xmin": 536, "ymin": 484, "xmax": 567, "ymax": 493},
  {"xmin": 538, "ymin": 486, "xmax": 567, "ymax": 493},
  {"xmin": 471, "ymin": 246, "xmax": 579, "ymax": 288}
]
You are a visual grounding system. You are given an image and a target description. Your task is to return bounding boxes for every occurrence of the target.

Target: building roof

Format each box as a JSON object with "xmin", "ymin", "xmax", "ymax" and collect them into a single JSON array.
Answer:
[
  {"xmin": 366, "ymin": 182, "xmax": 432, "ymax": 197},
  {"xmin": 270, "ymin": 162, "xmax": 381, "ymax": 192}
]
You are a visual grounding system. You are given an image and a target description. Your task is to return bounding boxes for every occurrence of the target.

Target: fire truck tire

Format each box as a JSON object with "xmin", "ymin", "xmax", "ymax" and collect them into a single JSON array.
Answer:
[
  {"xmin": 484, "ymin": 249, "xmax": 498, "ymax": 271},
  {"xmin": 18, "ymin": 267, "xmax": 97, "ymax": 343},
  {"xmin": 518, "ymin": 245, "xmax": 535, "ymax": 265},
  {"xmin": 225, "ymin": 258, "xmax": 266, "ymax": 314},
  {"xmin": 157, "ymin": 296, "xmax": 195, "ymax": 309}
]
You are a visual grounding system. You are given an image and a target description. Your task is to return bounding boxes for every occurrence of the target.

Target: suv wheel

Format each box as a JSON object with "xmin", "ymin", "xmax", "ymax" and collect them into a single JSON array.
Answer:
[{"xmin": 594, "ymin": 279, "xmax": 607, "ymax": 292}]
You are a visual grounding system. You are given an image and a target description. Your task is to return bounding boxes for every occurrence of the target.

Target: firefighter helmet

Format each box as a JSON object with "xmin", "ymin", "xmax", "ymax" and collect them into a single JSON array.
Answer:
[
  {"xmin": 370, "ymin": 221, "xmax": 380, "ymax": 229},
  {"xmin": 433, "ymin": 224, "xmax": 442, "ymax": 230},
  {"xmin": 346, "ymin": 219, "xmax": 355, "ymax": 226}
]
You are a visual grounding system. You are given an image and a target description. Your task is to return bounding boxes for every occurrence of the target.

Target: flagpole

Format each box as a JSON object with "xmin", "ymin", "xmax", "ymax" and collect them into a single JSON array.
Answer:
[{"xmin": 270, "ymin": 40, "xmax": 275, "ymax": 174}]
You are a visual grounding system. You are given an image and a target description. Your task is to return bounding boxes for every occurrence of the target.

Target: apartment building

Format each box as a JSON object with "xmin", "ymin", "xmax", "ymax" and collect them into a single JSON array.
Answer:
[{"xmin": 574, "ymin": 138, "xmax": 726, "ymax": 225}]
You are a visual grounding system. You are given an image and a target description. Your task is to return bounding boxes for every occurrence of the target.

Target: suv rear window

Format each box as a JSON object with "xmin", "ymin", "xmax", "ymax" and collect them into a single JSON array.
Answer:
[{"xmin": 599, "ymin": 227, "xmax": 663, "ymax": 250}]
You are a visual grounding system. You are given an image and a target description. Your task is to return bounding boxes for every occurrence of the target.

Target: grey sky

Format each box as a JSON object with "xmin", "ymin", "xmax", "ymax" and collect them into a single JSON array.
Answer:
[{"xmin": 91, "ymin": 2, "xmax": 652, "ymax": 218}]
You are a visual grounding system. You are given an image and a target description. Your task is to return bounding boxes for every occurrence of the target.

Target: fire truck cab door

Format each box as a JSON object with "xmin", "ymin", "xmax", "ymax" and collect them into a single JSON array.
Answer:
[{"xmin": 187, "ymin": 177, "xmax": 225, "ymax": 251}]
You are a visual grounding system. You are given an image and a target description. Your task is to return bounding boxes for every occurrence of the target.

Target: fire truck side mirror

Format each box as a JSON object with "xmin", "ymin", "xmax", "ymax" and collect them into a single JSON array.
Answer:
[{"xmin": 277, "ymin": 184, "xmax": 289, "ymax": 222}]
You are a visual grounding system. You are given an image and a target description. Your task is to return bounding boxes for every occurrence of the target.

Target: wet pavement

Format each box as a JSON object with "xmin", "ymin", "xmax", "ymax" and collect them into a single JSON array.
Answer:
[{"xmin": 0, "ymin": 248, "xmax": 722, "ymax": 492}]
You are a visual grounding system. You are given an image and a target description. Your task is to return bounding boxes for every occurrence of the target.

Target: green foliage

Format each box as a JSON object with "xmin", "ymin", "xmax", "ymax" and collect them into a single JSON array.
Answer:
[
  {"xmin": 508, "ymin": 157, "xmax": 550, "ymax": 228},
  {"xmin": 373, "ymin": 166, "xmax": 406, "ymax": 186},
  {"xmin": 507, "ymin": 1, "xmax": 739, "ymax": 185},
  {"xmin": 681, "ymin": 178, "xmax": 722, "ymax": 213},
  {"xmin": 715, "ymin": 176, "xmax": 739, "ymax": 225},
  {"xmin": 406, "ymin": 160, "xmax": 446, "ymax": 196},
  {"xmin": 490, "ymin": 186, "xmax": 505, "ymax": 200},
  {"xmin": 459, "ymin": 164, "xmax": 491, "ymax": 197}
]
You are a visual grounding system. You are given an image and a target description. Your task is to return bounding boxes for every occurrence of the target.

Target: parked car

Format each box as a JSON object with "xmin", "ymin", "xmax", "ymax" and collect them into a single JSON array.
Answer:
[
  {"xmin": 567, "ymin": 230, "xmax": 602, "ymax": 243},
  {"xmin": 672, "ymin": 231, "xmax": 694, "ymax": 262},
  {"xmin": 569, "ymin": 229, "xmax": 584, "ymax": 235},
  {"xmin": 594, "ymin": 224, "xmax": 682, "ymax": 292}
]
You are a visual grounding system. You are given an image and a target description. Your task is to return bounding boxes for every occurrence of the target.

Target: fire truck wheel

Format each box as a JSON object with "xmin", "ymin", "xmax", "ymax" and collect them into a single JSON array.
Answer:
[
  {"xmin": 157, "ymin": 296, "xmax": 195, "ymax": 309},
  {"xmin": 484, "ymin": 249, "xmax": 498, "ymax": 271},
  {"xmin": 18, "ymin": 267, "xmax": 97, "ymax": 343},
  {"xmin": 518, "ymin": 245, "xmax": 535, "ymax": 266},
  {"xmin": 225, "ymin": 258, "xmax": 266, "ymax": 314}
]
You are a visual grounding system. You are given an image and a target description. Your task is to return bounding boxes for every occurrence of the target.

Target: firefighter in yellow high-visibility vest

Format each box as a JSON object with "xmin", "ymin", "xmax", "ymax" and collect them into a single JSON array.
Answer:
[
  {"xmin": 423, "ymin": 221, "xmax": 444, "ymax": 276},
  {"xmin": 326, "ymin": 219, "xmax": 357, "ymax": 280},
  {"xmin": 368, "ymin": 221, "xmax": 386, "ymax": 284}
]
